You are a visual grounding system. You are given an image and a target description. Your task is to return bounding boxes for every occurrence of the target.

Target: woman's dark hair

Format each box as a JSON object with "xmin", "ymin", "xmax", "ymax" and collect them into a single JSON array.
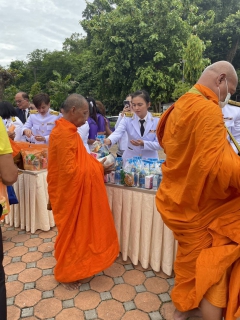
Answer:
[
  {"xmin": 0, "ymin": 101, "xmax": 17, "ymax": 119},
  {"xmin": 132, "ymin": 90, "xmax": 150, "ymax": 104},
  {"xmin": 86, "ymin": 97, "xmax": 98, "ymax": 124},
  {"xmin": 32, "ymin": 93, "xmax": 50, "ymax": 108},
  {"xmin": 96, "ymin": 100, "xmax": 106, "ymax": 116}
]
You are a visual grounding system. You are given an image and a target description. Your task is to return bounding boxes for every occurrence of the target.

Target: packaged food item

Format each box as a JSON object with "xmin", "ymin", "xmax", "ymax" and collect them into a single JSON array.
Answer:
[
  {"xmin": 97, "ymin": 153, "xmax": 115, "ymax": 166},
  {"xmin": 145, "ymin": 175, "xmax": 153, "ymax": 189},
  {"xmin": 123, "ymin": 159, "xmax": 135, "ymax": 187},
  {"xmin": 21, "ymin": 148, "xmax": 48, "ymax": 171},
  {"xmin": 104, "ymin": 174, "xmax": 109, "ymax": 183},
  {"xmin": 109, "ymin": 171, "xmax": 115, "ymax": 184}
]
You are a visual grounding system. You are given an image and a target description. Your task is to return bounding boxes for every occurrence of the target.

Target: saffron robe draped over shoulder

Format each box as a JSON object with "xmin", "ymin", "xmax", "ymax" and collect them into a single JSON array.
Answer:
[
  {"xmin": 47, "ymin": 118, "xmax": 119, "ymax": 282},
  {"xmin": 156, "ymin": 84, "xmax": 240, "ymax": 319}
]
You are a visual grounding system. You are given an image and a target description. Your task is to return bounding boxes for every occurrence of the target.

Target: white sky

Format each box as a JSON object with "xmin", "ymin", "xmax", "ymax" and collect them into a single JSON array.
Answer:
[{"xmin": 0, "ymin": 0, "xmax": 87, "ymax": 67}]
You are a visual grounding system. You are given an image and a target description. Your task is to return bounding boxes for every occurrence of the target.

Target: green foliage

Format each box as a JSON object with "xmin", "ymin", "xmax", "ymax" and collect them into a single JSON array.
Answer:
[
  {"xmin": 2, "ymin": 85, "xmax": 19, "ymax": 104},
  {"xmin": 29, "ymin": 82, "xmax": 42, "ymax": 100},
  {"xmin": 48, "ymin": 71, "xmax": 79, "ymax": 110},
  {"xmin": 2, "ymin": 0, "xmax": 240, "ymax": 107},
  {"xmin": 183, "ymin": 35, "xmax": 210, "ymax": 85},
  {"xmin": 171, "ymin": 81, "xmax": 192, "ymax": 101}
]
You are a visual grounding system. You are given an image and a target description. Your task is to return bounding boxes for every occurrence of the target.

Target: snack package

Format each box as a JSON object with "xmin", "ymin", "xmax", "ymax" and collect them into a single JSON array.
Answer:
[
  {"xmin": 123, "ymin": 159, "xmax": 135, "ymax": 187},
  {"xmin": 21, "ymin": 148, "xmax": 48, "ymax": 171}
]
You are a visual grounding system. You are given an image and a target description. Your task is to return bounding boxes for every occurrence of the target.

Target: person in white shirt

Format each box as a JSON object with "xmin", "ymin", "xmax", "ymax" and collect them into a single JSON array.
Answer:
[
  {"xmin": 22, "ymin": 93, "xmax": 61, "ymax": 144},
  {"xmin": 222, "ymin": 99, "xmax": 240, "ymax": 154},
  {"xmin": 0, "ymin": 101, "xmax": 26, "ymax": 141},
  {"xmin": 77, "ymin": 121, "xmax": 90, "ymax": 153},
  {"xmin": 104, "ymin": 90, "xmax": 161, "ymax": 163}
]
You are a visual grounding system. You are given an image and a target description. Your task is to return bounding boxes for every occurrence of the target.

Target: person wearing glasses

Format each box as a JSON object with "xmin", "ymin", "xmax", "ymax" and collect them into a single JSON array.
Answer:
[{"xmin": 14, "ymin": 92, "xmax": 31, "ymax": 124}]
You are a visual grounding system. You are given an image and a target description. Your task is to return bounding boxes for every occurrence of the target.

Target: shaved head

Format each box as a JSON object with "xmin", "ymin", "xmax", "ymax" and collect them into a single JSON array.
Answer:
[
  {"xmin": 62, "ymin": 94, "xmax": 89, "ymax": 127},
  {"xmin": 62, "ymin": 94, "xmax": 88, "ymax": 113},
  {"xmin": 197, "ymin": 61, "xmax": 238, "ymax": 99},
  {"xmin": 202, "ymin": 61, "xmax": 238, "ymax": 82}
]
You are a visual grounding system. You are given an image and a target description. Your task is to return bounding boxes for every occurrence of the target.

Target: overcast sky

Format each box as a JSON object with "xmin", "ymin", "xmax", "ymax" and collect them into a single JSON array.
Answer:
[{"xmin": 0, "ymin": 0, "xmax": 87, "ymax": 67}]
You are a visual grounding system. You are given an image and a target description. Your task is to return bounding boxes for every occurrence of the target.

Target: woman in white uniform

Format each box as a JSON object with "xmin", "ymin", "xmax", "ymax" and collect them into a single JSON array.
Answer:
[
  {"xmin": 0, "ymin": 101, "xmax": 25, "ymax": 141},
  {"xmin": 104, "ymin": 90, "xmax": 161, "ymax": 163}
]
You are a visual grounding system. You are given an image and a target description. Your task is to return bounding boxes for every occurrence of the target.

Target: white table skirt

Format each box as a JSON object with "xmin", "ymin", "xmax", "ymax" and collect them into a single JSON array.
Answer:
[
  {"xmin": 106, "ymin": 184, "xmax": 177, "ymax": 276},
  {"xmin": 5, "ymin": 170, "xmax": 55, "ymax": 233}
]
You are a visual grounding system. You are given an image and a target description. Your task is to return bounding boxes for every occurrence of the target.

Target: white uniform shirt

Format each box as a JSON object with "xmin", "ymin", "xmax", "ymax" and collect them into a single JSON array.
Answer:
[
  {"xmin": 3, "ymin": 116, "xmax": 26, "ymax": 142},
  {"xmin": 222, "ymin": 103, "xmax": 240, "ymax": 153},
  {"xmin": 22, "ymin": 110, "xmax": 62, "ymax": 144},
  {"xmin": 115, "ymin": 112, "xmax": 128, "ymax": 153},
  {"xmin": 108, "ymin": 111, "xmax": 161, "ymax": 163},
  {"xmin": 77, "ymin": 121, "xmax": 90, "ymax": 153}
]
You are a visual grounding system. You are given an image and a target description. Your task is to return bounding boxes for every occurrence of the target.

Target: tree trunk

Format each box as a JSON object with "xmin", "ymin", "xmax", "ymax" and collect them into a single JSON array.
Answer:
[
  {"xmin": 226, "ymin": 37, "xmax": 239, "ymax": 63},
  {"xmin": 153, "ymin": 102, "xmax": 162, "ymax": 113}
]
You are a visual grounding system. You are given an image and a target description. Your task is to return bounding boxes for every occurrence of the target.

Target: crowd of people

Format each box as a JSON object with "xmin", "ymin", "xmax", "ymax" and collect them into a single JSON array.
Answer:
[{"xmin": 0, "ymin": 60, "xmax": 240, "ymax": 319}]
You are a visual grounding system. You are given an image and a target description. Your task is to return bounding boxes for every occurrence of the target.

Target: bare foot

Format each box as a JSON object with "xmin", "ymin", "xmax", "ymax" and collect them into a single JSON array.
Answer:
[
  {"xmin": 61, "ymin": 281, "xmax": 81, "ymax": 291},
  {"xmin": 174, "ymin": 308, "xmax": 202, "ymax": 320}
]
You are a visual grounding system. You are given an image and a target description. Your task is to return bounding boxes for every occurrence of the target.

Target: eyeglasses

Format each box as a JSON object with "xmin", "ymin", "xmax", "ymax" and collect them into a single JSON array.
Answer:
[{"xmin": 15, "ymin": 99, "xmax": 26, "ymax": 104}]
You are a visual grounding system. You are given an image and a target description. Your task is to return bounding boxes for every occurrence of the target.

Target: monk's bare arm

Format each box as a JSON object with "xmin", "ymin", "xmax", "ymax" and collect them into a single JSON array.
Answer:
[{"xmin": 0, "ymin": 153, "xmax": 18, "ymax": 185}]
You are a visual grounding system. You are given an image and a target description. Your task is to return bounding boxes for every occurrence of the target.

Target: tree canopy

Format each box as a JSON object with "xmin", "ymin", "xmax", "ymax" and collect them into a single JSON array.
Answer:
[{"xmin": 2, "ymin": 0, "xmax": 240, "ymax": 112}]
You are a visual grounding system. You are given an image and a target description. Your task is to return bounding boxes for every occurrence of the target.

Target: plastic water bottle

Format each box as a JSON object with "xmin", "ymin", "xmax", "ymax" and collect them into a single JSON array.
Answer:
[
  {"xmin": 115, "ymin": 169, "xmax": 121, "ymax": 185},
  {"xmin": 139, "ymin": 170, "xmax": 146, "ymax": 188}
]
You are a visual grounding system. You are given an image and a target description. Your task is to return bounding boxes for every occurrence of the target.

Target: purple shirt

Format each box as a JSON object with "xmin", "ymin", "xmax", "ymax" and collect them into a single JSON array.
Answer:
[
  {"xmin": 87, "ymin": 117, "xmax": 98, "ymax": 140},
  {"xmin": 97, "ymin": 114, "xmax": 105, "ymax": 133}
]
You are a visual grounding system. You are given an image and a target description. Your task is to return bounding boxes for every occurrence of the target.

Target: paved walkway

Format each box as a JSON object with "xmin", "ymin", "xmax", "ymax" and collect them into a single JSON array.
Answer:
[{"xmin": 2, "ymin": 223, "xmax": 201, "ymax": 320}]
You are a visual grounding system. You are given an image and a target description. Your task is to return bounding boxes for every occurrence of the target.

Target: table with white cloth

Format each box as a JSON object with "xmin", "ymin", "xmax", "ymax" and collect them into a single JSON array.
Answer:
[
  {"xmin": 106, "ymin": 183, "xmax": 177, "ymax": 276},
  {"xmin": 5, "ymin": 170, "xmax": 55, "ymax": 233}
]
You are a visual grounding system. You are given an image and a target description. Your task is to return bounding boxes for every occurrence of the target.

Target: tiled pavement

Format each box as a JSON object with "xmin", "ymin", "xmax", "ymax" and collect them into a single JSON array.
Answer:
[{"xmin": 2, "ymin": 223, "xmax": 202, "ymax": 320}]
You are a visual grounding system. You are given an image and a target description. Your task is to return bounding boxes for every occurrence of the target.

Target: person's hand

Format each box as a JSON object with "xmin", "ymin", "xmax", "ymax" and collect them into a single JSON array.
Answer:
[
  {"xmin": 100, "ymin": 158, "xmax": 115, "ymax": 174},
  {"xmin": 104, "ymin": 138, "xmax": 111, "ymax": 146},
  {"xmin": 7, "ymin": 131, "xmax": 16, "ymax": 140},
  {"xmin": 23, "ymin": 129, "xmax": 32, "ymax": 138},
  {"xmin": 121, "ymin": 105, "xmax": 130, "ymax": 116},
  {"xmin": 35, "ymin": 135, "xmax": 46, "ymax": 142},
  {"xmin": 130, "ymin": 139, "xmax": 144, "ymax": 146}
]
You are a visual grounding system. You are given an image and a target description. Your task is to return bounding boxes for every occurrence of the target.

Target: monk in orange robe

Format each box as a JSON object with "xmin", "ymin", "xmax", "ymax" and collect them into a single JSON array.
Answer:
[
  {"xmin": 156, "ymin": 61, "xmax": 240, "ymax": 320},
  {"xmin": 47, "ymin": 94, "xmax": 119, "ymax": 290}
]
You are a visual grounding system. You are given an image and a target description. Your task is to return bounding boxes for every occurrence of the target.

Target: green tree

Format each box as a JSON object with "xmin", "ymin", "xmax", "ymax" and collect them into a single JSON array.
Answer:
[
  {"xmin": 2, "ymin": 85, "xmax": 19, "ymax": 104},
  {"xmin": 48, "ymin": 71, "xmax": 78, "ymax": 109},
  {"xmin": 80, "ymin": 0, "xmax": 196, "ymax": 111},
  {"xmin": 29, "ymin": 82, "xmax": 42, "ymax": 100},
  {"xmin": 183, "ymin": 35, "xmax": 210, "ymax": 85}
]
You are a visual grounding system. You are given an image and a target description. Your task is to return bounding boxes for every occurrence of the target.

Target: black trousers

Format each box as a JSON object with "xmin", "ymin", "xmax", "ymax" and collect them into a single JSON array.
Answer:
[{"xmin": 0, "ymin": 205, "xmax": 7, "ymax": 320}]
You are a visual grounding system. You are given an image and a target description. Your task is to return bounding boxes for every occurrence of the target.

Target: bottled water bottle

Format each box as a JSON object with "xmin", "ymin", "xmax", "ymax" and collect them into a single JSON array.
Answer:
[{"xmin": 115, "ymin": 169, "xmax": 121, "ymax": 185}]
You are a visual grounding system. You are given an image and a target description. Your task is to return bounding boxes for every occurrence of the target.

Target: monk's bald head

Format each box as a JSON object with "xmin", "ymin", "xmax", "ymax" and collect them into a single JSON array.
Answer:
[
  {"xmin": 202, "ymin": 61, "xmax": 238, "ymax": 82},
  {"xmin": 197, "ymin": 61, "xmax": 238, "ymax": 99},
  {"xmin": 62, "ymin": 94, "xmax": 89, "ymax": 127},
  {"xmin": 62, "ymin": 94, "xmax": 88, "ymax": 113}
]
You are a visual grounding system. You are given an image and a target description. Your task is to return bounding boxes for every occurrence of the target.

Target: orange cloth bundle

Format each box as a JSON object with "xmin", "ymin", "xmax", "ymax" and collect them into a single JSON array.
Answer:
[
  {"xmin": 47, "ymin": 118, "xmax": 119, "ymax": 282},
  {"xmin": 156, "ymin": 84, "xmax": 240, "ymax": 319}
]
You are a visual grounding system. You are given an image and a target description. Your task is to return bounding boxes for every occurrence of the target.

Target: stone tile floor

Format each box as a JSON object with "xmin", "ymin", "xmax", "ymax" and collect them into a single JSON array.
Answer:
[{"xmin": 2, "ymin": 223, "xmax": 202, "ymax": 320}]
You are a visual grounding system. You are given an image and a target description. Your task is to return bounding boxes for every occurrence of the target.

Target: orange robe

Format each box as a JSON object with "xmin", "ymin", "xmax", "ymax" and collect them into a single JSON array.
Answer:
[
  {"xmin": 156, "ymin": 84, "xmax": 240, "ymax": 319},
  {"xmin": 47, "ymin": 118, "xmax": 119, "ymax": 282}
]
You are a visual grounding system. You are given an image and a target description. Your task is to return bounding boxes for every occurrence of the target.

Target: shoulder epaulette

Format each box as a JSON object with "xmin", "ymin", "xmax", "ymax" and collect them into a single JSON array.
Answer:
[
  {"xmin": 50, "ymin": 110, "xmax": 60, "ymax": 116},
  {"xmin": 228, "ymin": 100, "xmax": 240, "ymax": 107},
  {"xmin": 12, "ymin": 117, "xmax": 16, "ymax": 122},
  {"xmin": 125, "ymin": 112, "xmax": 134, "ymax": 118},
  {"xmin": 151, "ymin": 113, "xmax": 162, "ymax": 118},
  {"xmin": 30, "ymin": 110, "xmax": 38, "ymax": 114}
]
